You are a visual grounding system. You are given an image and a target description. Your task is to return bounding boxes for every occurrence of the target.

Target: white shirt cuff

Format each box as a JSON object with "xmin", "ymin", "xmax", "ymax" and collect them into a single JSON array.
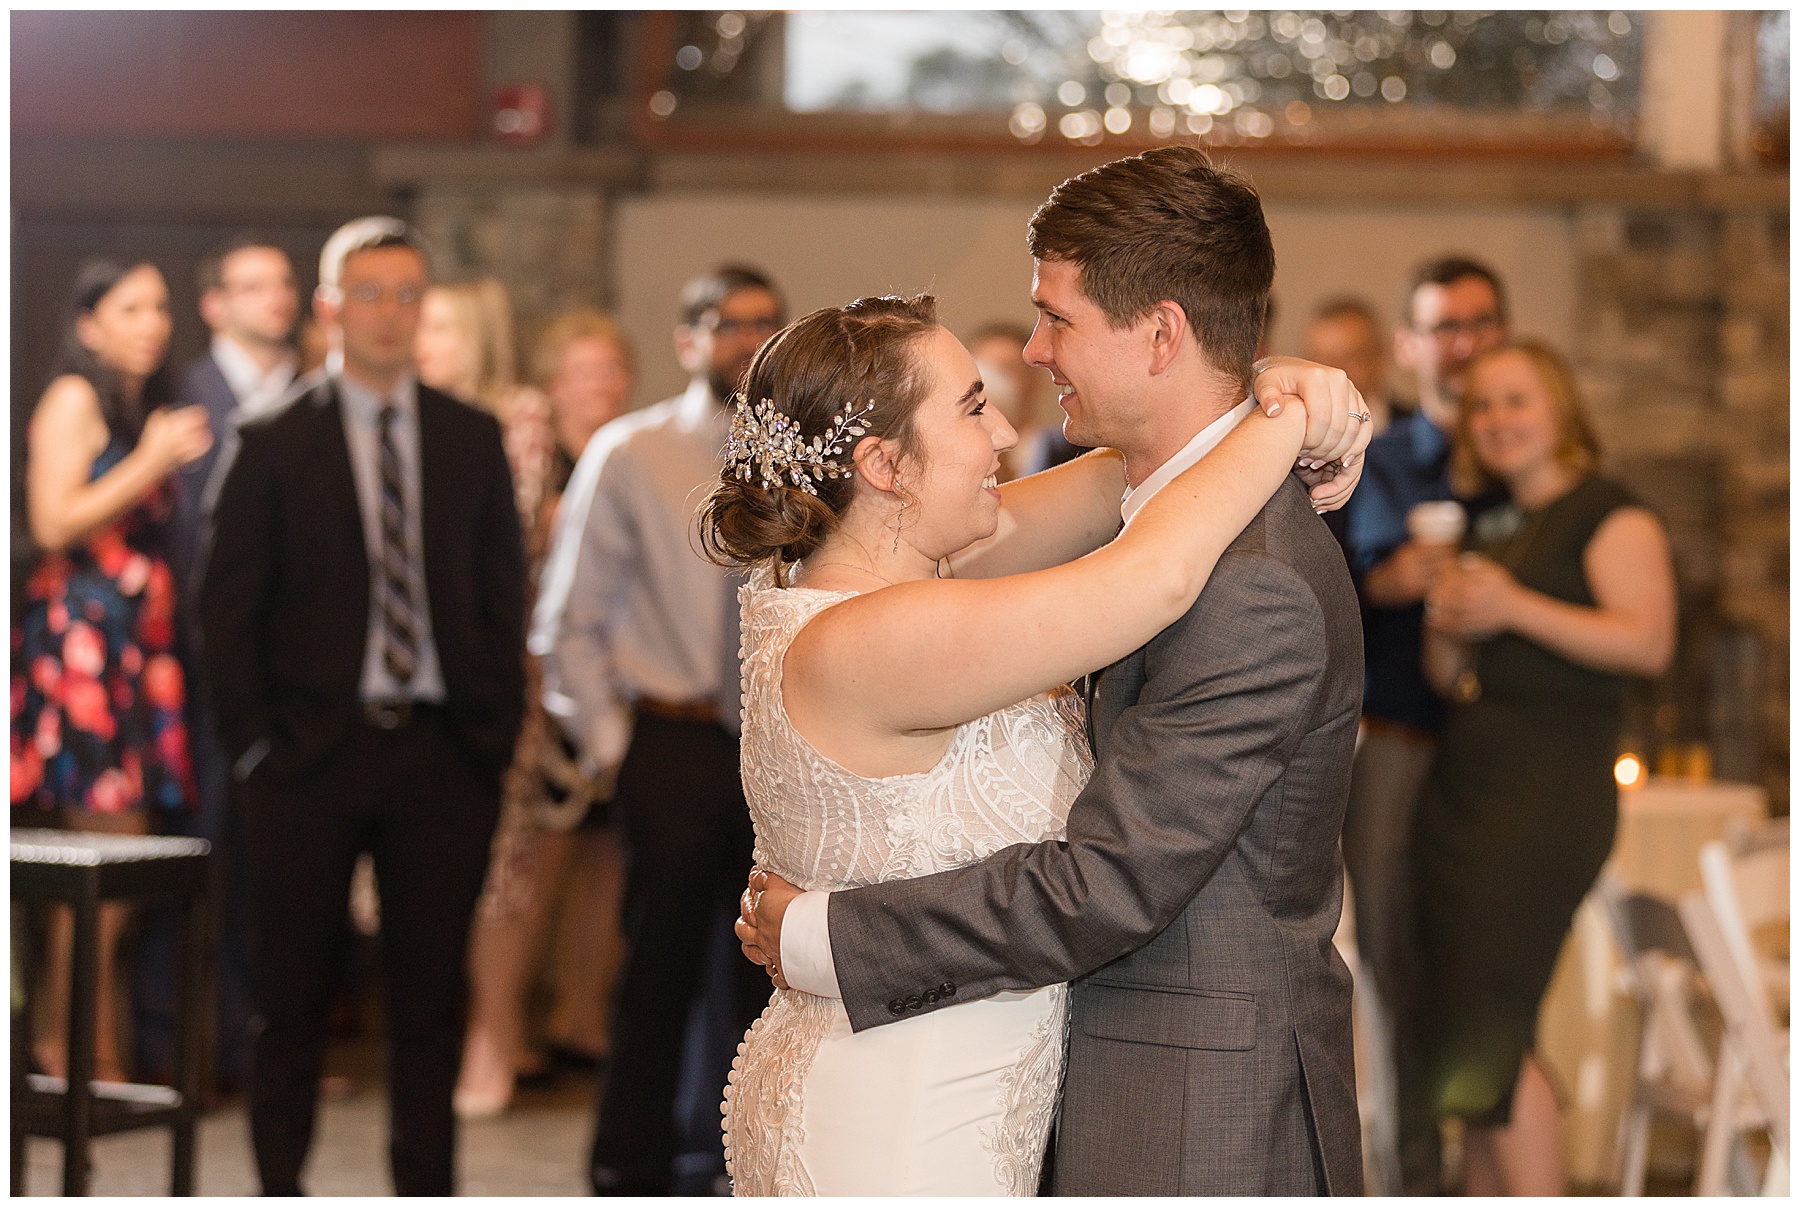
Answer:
[
  {"xmin": 586, "ymin": 705, "xmax": 633, "ymax": 776},
  {"xmin": 779, "ymin": 890, "xmax": 841, "ymax": 999}
]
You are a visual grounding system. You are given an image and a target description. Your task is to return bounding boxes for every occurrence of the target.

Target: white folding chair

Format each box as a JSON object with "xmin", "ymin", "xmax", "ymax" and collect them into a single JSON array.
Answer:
[
  {"xmin": 1701, "ymin": 822, "xmax": 1789, "ymax": 1021},
  {"xmin": 1597, "ymin": 871, "xmax": 1716, "ymax": 1195},
  {"xmin": 1680, "ymin": 891, "xmax": 1789, "ymax": 1196}
]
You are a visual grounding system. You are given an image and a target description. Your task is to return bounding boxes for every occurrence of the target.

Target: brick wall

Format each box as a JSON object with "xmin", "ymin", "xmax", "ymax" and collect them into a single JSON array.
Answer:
[
  {"xmin": 1574, "ymin": 201, "xmax": 1788, "ymax": 809},
  {"xmin": 412, "ymin": 184, "xmax": 612, "ymax": 364}
]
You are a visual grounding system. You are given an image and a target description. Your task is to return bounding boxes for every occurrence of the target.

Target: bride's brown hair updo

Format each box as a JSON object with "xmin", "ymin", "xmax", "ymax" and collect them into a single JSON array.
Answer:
[{"xmin": 700, "ymin": 294, "xmax": 938, "ymax": 581}]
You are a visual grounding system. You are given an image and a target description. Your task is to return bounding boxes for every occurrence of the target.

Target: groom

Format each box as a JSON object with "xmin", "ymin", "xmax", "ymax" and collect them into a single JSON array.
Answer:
[{"xmin": 743, "ymin": 147, "xmax": 1365, "ymax": 1195}]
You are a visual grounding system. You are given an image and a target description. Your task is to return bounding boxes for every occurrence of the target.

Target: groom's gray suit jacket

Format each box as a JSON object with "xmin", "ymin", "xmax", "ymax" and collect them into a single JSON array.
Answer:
[{"xmin": 828, "ymin": 475, "xmax": 1364, "ymax": 1195}]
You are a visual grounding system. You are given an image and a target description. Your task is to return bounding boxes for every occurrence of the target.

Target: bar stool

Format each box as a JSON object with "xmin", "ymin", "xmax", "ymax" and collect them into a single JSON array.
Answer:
[{"xmin": 11, "ymin": 829, "xmax": 211, "ymax": 1195}]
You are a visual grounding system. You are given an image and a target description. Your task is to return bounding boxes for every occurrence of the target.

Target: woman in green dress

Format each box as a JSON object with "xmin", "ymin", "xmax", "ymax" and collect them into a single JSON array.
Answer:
[{"xmin": 1414, "ymin": 340, "xmax": 1676, "ymax": 1195}]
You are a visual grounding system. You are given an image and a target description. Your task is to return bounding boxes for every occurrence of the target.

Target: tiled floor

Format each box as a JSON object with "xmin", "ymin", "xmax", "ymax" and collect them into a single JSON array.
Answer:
[{"xmin": 17, "ymin": 1060, "xmax": 597, "ymax": 1196}]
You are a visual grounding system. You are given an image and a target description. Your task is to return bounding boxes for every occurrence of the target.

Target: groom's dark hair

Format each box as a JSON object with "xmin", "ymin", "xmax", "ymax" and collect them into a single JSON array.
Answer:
[{"xmin": 1028, "ymin": 146, "xmax": 1274, "ymax": 389}]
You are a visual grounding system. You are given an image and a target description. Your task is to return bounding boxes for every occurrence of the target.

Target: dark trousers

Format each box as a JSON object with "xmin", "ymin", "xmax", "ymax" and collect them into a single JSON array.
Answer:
[
  {"xmin": 135, "ymin": 695, "xmax": 256, "ymax": 1088},
  {"xmin": 1341, "ymin": 724, "xmax": 1439, "ymax": 1195},
  {"xmin": 589, "ymin": 714, "xmax": 771, "ymax": 1192},
  {"xmin": 240, "ymin": 708, "xmax": 498, "ymax": 1196}
]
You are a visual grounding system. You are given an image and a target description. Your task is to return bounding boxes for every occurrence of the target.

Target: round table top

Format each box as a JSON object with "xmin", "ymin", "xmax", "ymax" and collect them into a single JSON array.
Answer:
[{"xmin": 1619, "ymin": 777, "xmax": 1768, "ymax": 818}]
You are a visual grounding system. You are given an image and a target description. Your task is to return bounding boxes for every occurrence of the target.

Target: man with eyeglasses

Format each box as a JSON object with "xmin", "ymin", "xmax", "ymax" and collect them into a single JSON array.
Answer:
[
  {"xmin": 198, "ymin": 217, "xmax": 525, "ymax": 1194},
  {"xmin": 535, "ymin": 264, "xmax": 785, "ymax": 1194},
  {"xmin": 1334, "ymin": 254, "xmax": 1509, "ymax": 1193}
]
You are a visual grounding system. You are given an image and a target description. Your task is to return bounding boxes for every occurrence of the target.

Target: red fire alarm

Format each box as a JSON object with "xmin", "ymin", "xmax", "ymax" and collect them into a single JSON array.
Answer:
[{"xmin": 492, "ymin": 83, "xmax": 553, "ymax": 147}]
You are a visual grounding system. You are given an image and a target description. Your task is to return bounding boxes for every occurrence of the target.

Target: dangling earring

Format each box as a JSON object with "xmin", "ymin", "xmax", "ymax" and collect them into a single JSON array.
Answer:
[{"xmin": 892, "ymin": 499, "xmax": 908, "ymax": 555}]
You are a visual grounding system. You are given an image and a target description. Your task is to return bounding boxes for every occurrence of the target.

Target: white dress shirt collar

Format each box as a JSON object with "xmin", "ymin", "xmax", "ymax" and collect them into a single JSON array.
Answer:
[
  {"xmin": 211, "ymin": 334, "xmax": 297, "ymax": 418},
  {"xmin": 1119, "ymin": 398, "xmax": 1257, "ymax": 526},
  {"xmin": 336, "ymin": 369, "xmax": 419, "ymax": 421},
  {"xmin": 678, "ymin": 377, "xmax": 731, "ymax": 435}
]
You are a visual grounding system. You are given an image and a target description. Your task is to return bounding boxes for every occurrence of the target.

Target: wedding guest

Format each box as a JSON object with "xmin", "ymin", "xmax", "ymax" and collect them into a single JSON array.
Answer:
[
  {"xmin": 525, "ymin": 309, "xmax": 636, "ymax": 1068},
  {"xmin": 534, "ymin": 265, "xmax": 782, "ymax": 1194},
  {"xmin": 1304, "ymin": 296, "xmax": 1395, "ymax": 432},
  {"xmin": 967, "ymin": 322, "xmax": 1050, "ymax": 482},
  {"xmin": 987, "ymin": 316, "xmax": 1089, "ymax": 476},
  {"xmin": 199, "ymin": 217, "xmax": 524, "ymax": 1195},
  {"xmin": 12, "ymin": 259, "xmax": 213, "ymax": 1083},
  {"xmin": 414, "ymin": 278, "xmax": 555, "ymax": 523},
  {"xmin": 443, "ymin": 304, "xmax": 633, "ymax": 1118},
  {"xmin": 1335, "ymin": 255, "xmax": 1509, "ymax": 1192},
  {"xmin": 415, "ymin": 278, "xmax": 541, "ymax": 422},
  {"xmin": 1417, "ymin": 340, "xmax": 1674, "ymax": 1195},
  {"xmin": 136, "ymin": 234, "xmax": 301, "ymax": 1093}
]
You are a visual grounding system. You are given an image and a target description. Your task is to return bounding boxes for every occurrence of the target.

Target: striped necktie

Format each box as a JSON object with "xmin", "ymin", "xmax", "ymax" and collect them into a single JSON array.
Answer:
[{"xmin": 377, "ymin": 402, "xmax": 421, "ymax": 688}]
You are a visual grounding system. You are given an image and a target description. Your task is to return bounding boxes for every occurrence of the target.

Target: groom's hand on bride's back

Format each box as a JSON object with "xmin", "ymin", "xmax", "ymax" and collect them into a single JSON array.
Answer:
[
  {"xmin": 1250, "ymin": 356, "xmax": 1373, "ymax": 512},
  {"xmin": 737, "ymin": 866, "xmax": 802, "ymax": 990}
]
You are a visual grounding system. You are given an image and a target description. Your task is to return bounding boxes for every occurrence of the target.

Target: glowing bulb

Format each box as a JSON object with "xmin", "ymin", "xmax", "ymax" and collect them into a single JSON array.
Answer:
[{"xmin": 1614, "ymin": 754, "xmax": 1643, "ymax": 789}]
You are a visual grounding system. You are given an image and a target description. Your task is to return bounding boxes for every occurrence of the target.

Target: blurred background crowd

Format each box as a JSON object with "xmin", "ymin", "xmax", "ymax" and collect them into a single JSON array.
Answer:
[{"xmin": 9, "ymin": 9, "xmax": 1788, "ymax": 1198}]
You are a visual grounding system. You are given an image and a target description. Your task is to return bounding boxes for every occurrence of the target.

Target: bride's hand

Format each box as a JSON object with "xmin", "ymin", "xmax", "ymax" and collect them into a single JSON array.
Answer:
[{"xmin": 1250, "ymin": 356, "xmax": 1374, "ymax": 472}]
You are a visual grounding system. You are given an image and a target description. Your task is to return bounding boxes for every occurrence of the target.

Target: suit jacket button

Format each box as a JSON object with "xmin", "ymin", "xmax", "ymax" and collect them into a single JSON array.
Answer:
[
  {"xmin": 906, "ymin": 996, "xmax": 923, "ymax": 1011},
  {"xmin": 888, "ymin": 999, "xmax": 907, "ymax": 1016},
  {"xmin": 940, "ymin": 982, "xmax": 956, "ymax": 997},
  {"xmin": 924, "ymin": 990, "xmax": 940, "ymax": 1004}
]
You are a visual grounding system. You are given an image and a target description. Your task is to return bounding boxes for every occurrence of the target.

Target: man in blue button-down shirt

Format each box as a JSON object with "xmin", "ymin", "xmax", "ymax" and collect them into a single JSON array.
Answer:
[{"xmin": 1336, "ymin": 255, "xmax": 1508, "ymax": 1194}]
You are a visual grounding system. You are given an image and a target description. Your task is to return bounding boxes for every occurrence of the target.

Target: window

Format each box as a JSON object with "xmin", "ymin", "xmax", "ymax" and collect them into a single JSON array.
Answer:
[{"xmin": 638, "ymin": 10, "xmax": 1644, "ymax": 155}]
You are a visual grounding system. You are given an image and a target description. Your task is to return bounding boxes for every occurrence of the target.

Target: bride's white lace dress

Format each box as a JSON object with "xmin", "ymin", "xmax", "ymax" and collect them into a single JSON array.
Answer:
[{"xmin": 722, "ymin": 565, "xmax": 1093, "ymax": 1196}]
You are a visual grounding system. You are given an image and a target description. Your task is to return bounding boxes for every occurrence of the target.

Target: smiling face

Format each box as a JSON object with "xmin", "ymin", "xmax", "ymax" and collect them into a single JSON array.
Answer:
[
  {"xmin": 77, "ymin": 264, "xmax": 173, "ymax": 384},
  {"xmin": 1464, "ymin": 347, "xmax": 1563, "ymax": 485},
  {"xmin": 889, "ymin": 325, "xmax": 1018, "ymax": 559},
  {"xmin": 1397, "ymin": 273, "xmax": 1508, "ymax": 422},
  {"xmin": 1023, "ymin": 258, "xmax": 1160, "ymax": 454}
]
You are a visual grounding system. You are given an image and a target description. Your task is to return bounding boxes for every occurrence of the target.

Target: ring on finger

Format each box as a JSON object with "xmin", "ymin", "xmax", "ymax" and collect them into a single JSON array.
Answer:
[{"xmin": 1349, "ymin": 411, "xmax": 1372, "ymax": 423}]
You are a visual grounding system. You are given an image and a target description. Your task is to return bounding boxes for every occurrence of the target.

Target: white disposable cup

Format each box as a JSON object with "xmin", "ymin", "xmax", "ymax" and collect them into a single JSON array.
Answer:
[{"xmin": 1407, "ymin": 500, "xmax": 1466, "ymax": 546}]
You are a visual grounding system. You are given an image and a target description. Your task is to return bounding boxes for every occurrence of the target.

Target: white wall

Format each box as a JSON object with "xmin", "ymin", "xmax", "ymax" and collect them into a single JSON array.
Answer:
[
  {"xmin": 615, "ymin": 193, "xmax": 1042, "ymax": 406},
  {"xmin": 615, "ymin": 191, "xmax": 1577, "ymax": 409}
]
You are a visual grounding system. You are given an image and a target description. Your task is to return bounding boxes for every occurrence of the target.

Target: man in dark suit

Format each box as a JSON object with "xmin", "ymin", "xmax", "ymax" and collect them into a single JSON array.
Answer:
[
  {"xmin": 136, "ymin": 235, "xmax": 300, "ymax": 1094},
  {"xmin": 744, "ymin": 149, "xmax": 1366, "ymax": 1194},
  {"xmin": 198, "ymin": 217, "xmax": 524, "ymax": 1195}
]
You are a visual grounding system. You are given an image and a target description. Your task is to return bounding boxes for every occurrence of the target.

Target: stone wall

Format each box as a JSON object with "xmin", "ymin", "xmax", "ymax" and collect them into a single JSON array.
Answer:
[
  {"xmin": 1574, "ymin": 200, "xmax": 1788, "ymax": 809},
  {"xmin": 412, "ymin": 184, "xmax": 613, "ymax": 363}
]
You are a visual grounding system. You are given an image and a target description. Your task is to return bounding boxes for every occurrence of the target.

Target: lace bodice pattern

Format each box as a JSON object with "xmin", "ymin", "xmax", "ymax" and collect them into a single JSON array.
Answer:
[
  {"xmin": 736, "ymin": 564, "xmax": 1091, "ymax": 893},
  {"xmin": 722, "ymin": 563, "xmax": 1093, "ymax": 1195}
]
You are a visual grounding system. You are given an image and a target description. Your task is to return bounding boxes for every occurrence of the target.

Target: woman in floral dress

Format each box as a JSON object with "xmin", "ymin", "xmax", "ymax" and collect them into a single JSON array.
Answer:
[{"xmin": 12, "ymin": 259, "xmax": 213, "ymax": 1081}]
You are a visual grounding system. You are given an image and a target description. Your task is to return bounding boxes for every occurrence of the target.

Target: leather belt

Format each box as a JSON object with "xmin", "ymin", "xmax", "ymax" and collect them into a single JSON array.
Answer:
[{"xmin": 635, "ymin": 697, "xmax": 719, "ymax": 725}]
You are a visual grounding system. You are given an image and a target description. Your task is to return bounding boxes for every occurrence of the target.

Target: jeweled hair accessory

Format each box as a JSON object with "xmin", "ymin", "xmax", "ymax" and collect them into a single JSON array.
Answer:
[{"xmin": 724, "ymin": 395, "xmax": 874, "ymax": 496}]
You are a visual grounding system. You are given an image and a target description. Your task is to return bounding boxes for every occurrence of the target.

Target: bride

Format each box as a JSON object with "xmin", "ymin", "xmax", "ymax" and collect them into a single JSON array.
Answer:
[{"xmin": 701, "ymin": 294, "xmax": 1365, "ymax": 1195}]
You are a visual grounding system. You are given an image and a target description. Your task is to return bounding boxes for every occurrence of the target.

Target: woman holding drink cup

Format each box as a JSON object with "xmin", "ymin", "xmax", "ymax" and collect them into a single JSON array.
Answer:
[{"xmin": 1410, "ymin": 340, "xmax": 1675, "ymax": 1195}]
